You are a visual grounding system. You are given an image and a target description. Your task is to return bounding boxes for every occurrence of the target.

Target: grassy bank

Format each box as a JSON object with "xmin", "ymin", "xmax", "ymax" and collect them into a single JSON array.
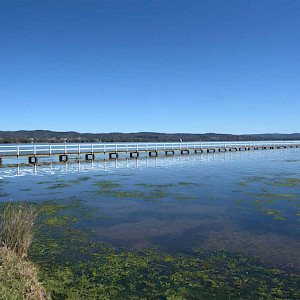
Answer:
[{"xmin": 0, "ymin": 201, "xmax": 49, "ymax": 300}]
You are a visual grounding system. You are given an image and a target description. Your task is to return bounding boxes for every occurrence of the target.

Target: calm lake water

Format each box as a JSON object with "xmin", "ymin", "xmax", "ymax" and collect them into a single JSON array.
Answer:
[{"xmin": 0, "ymin": 147, "xmax": 299, "ymax": 298}]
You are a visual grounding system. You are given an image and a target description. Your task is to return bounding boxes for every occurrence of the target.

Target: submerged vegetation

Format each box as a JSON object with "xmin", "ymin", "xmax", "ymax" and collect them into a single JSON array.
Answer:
[
  {"xmin": 135, "ymin": 183, "xmax": 175, "ymax": 188},
  {"xmin": 46, "ymin": 183, "xmax": 71, "ymax": 190},
  {"xmin": 236, "ymin": 191, "xmax": 299, "ymax": 221},
  {"xmin": 0, "ymin": 197, "xmax": 298, "ymax": 299},
  {"xmin": 28, "ymin": 196, "xmax": 300, "ymax": 299},
  {"xmin": 234, "ymin": 175, "xmax": 300, "ymax": 221},
  {"xmin": 93, "ymin": 180, "xmax": 121, "ymax": 189},
  {"xmin": 33, "ymin": 243, "xmax": 300, "ymax": 299},
  {"xmin": 0, "ymin": 192, "xmax": 10, "ymax": 198},
  {"xmin": 0, "ymin": 159, "xmax": 300, "ymax": 298},
  {"xmin": 236, "ymin": 176, "xmax": 300, "ymax": 189}
]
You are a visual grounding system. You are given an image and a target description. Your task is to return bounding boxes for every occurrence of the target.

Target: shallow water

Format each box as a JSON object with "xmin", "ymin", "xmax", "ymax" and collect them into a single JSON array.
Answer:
[{"xmin": 1, "ymin": 147, "xmax": 299, "ymax": 275}]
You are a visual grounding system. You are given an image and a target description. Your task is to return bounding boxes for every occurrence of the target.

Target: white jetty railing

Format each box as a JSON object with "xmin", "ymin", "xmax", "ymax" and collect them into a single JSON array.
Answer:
[{"xmin": 0, "ymin": 140, "xmax": 299, "ymax": 157}]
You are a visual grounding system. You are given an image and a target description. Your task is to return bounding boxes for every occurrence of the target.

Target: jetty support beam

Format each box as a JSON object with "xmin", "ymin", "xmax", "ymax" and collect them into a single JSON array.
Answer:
[
  {"xmin": 109, "ymin": 153, "xmax": 118, "ymax": 159},
  {"xmin": 149, "ymin": 151, "xmax": 158, "ymax": 157},
  {"xmin": 59, "ymin": 155, "xmax": 69, "ymax": 162},
  {"xmin": 85, "ymin": 154, "xmax": 95, "ymax": 160},
  {"xmin": 28, "ymin": 156, "xmax": 38, "ymax": 164},
  {"xmin": 195, "ymin": 149, "xmax": 203, "ymax": 153},
  {"xmin": 165, "ymin": 150, "xmax": 175, "ymax": 156},
  {"xmin": 181, "ymin": 150, "xmax": 190, "ymax": 154},
  {"xmin": 130, "ymin": 152, "xmax": 139, "ymax": 158}
]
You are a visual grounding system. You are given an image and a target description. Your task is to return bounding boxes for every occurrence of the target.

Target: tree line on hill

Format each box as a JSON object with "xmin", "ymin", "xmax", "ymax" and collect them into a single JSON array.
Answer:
[{"xmin": 0, "ymin": 130, "xmax": 299, "ymax": 144}]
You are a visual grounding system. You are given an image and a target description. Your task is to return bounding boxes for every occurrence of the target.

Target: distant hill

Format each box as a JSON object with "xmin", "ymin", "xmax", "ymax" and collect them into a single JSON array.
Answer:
[{"xmin": 0, "ymin": 130, "xmax": 299, "ymax": 144}]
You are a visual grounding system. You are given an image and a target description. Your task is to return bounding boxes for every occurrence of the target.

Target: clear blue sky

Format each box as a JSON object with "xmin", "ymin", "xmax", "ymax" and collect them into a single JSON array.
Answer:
[{"xmin": 1, "ymin": 1, "xmax": 299, "ymax": 134}]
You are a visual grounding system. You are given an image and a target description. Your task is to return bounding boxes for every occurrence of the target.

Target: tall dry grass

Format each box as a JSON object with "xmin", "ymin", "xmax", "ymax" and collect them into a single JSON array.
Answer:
[
  {"xmin": 0, "ymin": 201, "xmax": 50, "ymax": 299},
  {"xmin": 0, "ymin": 201, "xmax": 37, "ymax": 257}
]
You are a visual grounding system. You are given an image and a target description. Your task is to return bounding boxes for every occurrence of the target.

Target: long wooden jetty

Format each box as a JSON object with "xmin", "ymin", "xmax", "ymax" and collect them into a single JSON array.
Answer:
[{"xmin": 0, "ymin": 141, "xmax": 299, "ymax": 165}]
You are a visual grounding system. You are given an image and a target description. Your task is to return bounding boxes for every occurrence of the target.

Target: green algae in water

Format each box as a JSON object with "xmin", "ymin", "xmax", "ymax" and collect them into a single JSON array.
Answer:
[
  {"xmin": 35, "ymin": 198, "xmax": 95, "ymax": 228},
  {"xmin": 68, "ymin": 180, "xmax": 80, "ymax": 184},
  {"xmin": 6, "ymin": 192, "xmax": 295, "ymax": 300},
  {"xmin": 237, "ymin": 176, "xmax": 274, "ymax": 187},
  {"xmin": 47, "ymin": 183, "xmax": 71, "ymax": 190},
  {"xmin": 0, "ymin": 180, "xmax": 9, "ymax": 186},
  {"xmin": 275, "ymin": 182, "xmax": 298, "ymax": 188},
  {"xmin": 237, "ymin": 191, "xmax": 299, "ymax": 222},
  {"xmin": 235, "ymin": 176, "xmax": 268, "ymax": 187},
  {"xmin": 94, "ymin": 189, "xmax": 146, "ymax": 198},
  {"xmin": 77, "ymin": 176, "xmax": 91, "ymax": 182},
  {"xmin": 262, "ymin": 209, "xmax": 286, "ymax": 221},
  {"xmin": 31, "ymin": 203, "xmax": 300, "ymax": 300},
  {"xmin": 179, "ymin": 181, "xmax": 207, "ymax": 187},
  {"xmin": 92, "ymin": 186, "xmax": 180, "ymax": 202},
  {"xmin": 135, "ymin": 183, "xmax": 175, "ymax": 188},
  {"xmin": 247, "ymin": 193, "xmax": 297, "ymax": 199},
  {"xmin": 254, "ymin": 199, "xmax": 275, "ymax": 205},
  {"xmin": 2, "ymin": 161, "xmax": 299, "ymax": 298},
  {"xmin": 25, "ymin": 194, "xmax": 300, "ymax": 299},
  {"xmin": 0, "ymin": 192, "xmax": 10, "ymax": 198},
  {"xmin": 272, "ymin": 178, "xmax": 300, "ymax": 188},
  {"xmin": 36, "ymin": 181, "xmax": 53, "ymax": 185},
  {"xmin": 174, "ymin": 196, "xmax": 197, "ymax": 200},
  {"xmin": 30, "ymin": 223, "xmax": 300, "ymax": 300},
  {"xmin": 178, "ymin": 182, "xmax": 194, "ymax": 185},
  {"xmin": 148, "ymin": 189, "xmax": 168, "ymax": 198},
  {"xmin": 285, "ymin": 178, "xmax": 300, "ymax": 183},
  {"xmin": 46, "ymin": 216, "xmax": 79, "ymax": 226},
  {"xmin": 92, "ymin": 180, "xmax": 121, "ymax": 189}
]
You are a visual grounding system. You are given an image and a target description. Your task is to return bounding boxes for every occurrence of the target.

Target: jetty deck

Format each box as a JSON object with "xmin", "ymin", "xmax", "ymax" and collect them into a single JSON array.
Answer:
[{"xmin": 0, "ymin": 141, "xmax": 299, "ymax": 165}]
